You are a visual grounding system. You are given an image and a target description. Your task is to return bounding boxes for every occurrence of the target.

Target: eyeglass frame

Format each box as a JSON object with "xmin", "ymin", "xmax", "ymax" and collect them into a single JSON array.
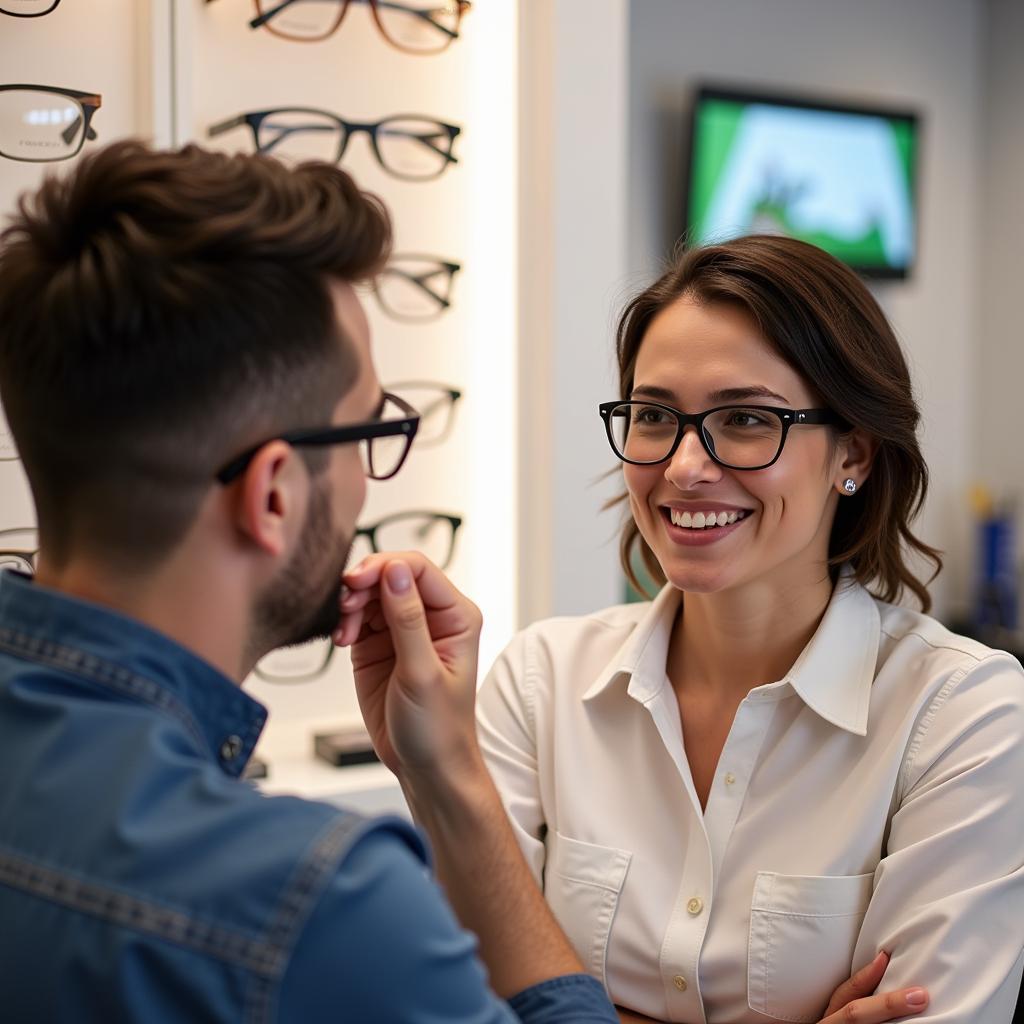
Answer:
[
  {"xmin": 0, "ymin": 84, "xmax": 101, "ymax": 162},
  {"xmin": 243, "ymin": 0, "xmax": 472, "ymax": 52},
  {"xmin": 207, "ymin": 108, "xmax": 461, "ymax": 182},
  {"xmin": 598, "ymin": 399, "xmax": 845, "ymax": 471},
  {"xmin": 0, "ymin": 527, "xmax": 38, "ymax": 574},
  {"xmin": 0, "ymin": 0, "xmax": 62, "ymax": 17},
  {"xmin": 254, "ymin": 638, "xmax": 335, "ymax": 684},
  {"xmin": 373, "ymin": 254, "xmax": 462, "ymax": 322},
  {"xmin": 385, "ymin": 381, "xmax": 461, "ymax": 447},
  {"xmin": 216, "ymin": 392, "xmax": 419, "ymax": 485},
  {"xmin": 353, "ymin": 510, "xmax": 463, "ymax": 569}
]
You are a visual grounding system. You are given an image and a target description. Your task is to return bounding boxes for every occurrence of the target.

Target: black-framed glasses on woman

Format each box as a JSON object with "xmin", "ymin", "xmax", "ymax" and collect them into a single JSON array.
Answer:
[
  {"xmin": 350, "ymin": 510, "xmax": 463, "ymax": 569},
  {"xmin": 0, "ymin": 0, "xmax": 62, "ymax": 15},
  {"xmin": 0, "ymin": 527, "xmax": 38, "ymax": 575},
  {"xmin": 207, "ymin": 108, "xmax": 461, "ymax": 182},
  {"xmin": 373, "ymin": 254, "xmax": 461, "ymax": 322},
  {"xmin": 216, "ymin": 392, "xmax": 419, "ymax": 485},
  {"xmin": 599, "ymin": 400, "xmax": 843, "ymax": 471},
  {"xmin": 385, "ymin": 382, "xmax": 461, "ymax": 446},
  {"xmin": 0, "ymin": 85, "xmax": 101, "ymax": 162},
  {"xmin": 218, "ymin": 0, "xmax": 472, "ymax": 53}
]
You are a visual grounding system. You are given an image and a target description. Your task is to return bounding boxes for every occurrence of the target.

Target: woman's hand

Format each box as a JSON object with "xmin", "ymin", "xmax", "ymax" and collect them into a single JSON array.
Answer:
[
  {"xmin": 614, "ymin": 952, "xmax": 928, "ymax": 1023},
  {"xmin": 818, "ymin": 951, "xmax": 928, "ymax": 1022}
]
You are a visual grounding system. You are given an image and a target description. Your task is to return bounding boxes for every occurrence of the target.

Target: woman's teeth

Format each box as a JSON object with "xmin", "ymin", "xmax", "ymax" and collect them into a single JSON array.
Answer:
[{"xmin": 668, "ymin": 509, "xmax": 747, "ymax": 529}]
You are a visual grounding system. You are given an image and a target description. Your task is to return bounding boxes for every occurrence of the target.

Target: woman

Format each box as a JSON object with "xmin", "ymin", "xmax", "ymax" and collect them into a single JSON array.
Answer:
[{"xmin": 477, "ymin": 236, "xmax": 1024, "ymax": 1023}]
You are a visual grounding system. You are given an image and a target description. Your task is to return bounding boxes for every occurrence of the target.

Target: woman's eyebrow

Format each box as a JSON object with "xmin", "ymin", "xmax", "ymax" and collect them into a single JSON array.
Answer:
[
  {"xmin": 630, "ymin": 383, "xmax": 791, "ymax": 405},
  {"xmin": 707, "ymin": 385, "xmax": 790, "ymax": 404},
  {"xmin": 630, "ymin": 384, "xmax": 677, "ymax": 402}
]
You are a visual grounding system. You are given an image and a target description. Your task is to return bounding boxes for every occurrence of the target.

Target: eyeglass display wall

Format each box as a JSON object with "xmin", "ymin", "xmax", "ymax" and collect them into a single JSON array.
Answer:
[
  {"xmin": 0, "ymin": 0, "xmax": 519, "ymax": 785},
  {"xmin": 0, "ymin": 0, "xmax": 167, "ymax": 574}
]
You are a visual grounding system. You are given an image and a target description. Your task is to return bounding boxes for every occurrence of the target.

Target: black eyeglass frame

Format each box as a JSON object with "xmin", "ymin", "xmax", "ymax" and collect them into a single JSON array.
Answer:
[
  {"xmin": 0, "ymin": 84, "xmax": 101, "ymax": 162},
  {"xmin": 207, "ymin": 109, "xmax": 461, "ymax": 182},
  {"xmin": 0, "ymin": 0, "xmax": 62, "ymax": 16},
  {"xmin": 0, "ymin": 527, "xmax": 38, "ymax": 574},
  {"xmin": 598, "ymin": 399, "xmax": 844, "ymax": 471},
  {"xmin": 385, "ymin": 381, "xmax": 462, "ymax": 447},
  {"xmin": 354, "ymin": 510, "xmax": 463, "ymax": 569},
  {"xmin": 216, "ymin": 392, "xmax": 420, "ymax": 485},
  {"xmin": 373, "ymin": 253, "xmax": 462, "ymax": 322}
]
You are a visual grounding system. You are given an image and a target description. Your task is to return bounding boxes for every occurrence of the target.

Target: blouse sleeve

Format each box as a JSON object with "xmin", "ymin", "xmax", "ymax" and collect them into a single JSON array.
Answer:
[
  {"xmin": 851, "ymin": 651, "xmax": 1024, "ymax": 1021},
  {"xmin": 476, "ymin": 627, "xmax": 548, "ymax": 887}
]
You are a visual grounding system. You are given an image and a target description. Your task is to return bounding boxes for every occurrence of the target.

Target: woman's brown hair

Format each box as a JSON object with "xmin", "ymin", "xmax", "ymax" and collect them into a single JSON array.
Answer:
[{"xmin": 613, "ymin": 234, "xmax": 942, "ymax": 611}]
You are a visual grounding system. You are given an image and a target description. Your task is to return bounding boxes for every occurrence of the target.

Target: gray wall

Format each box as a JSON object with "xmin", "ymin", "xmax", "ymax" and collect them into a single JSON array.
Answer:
[
  {"xmin": 626, "ymin": 0, "xmax": 992, "ymax": 617},
  {"xmin": 977, "ymin": 0, "xmax": 1024, "ymax": 519}
]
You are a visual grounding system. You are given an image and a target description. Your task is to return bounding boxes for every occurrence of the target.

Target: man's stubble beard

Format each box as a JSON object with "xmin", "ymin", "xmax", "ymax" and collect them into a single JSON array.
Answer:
[{"xmin": 248, "ymin": 474, "xmax": 353, "ymax": 664}]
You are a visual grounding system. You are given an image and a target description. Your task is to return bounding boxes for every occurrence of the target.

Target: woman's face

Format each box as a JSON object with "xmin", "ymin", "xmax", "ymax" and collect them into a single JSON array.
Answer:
[{"xmin": 624, "ymin": 294, "xmax": 846, "ymax": 596}]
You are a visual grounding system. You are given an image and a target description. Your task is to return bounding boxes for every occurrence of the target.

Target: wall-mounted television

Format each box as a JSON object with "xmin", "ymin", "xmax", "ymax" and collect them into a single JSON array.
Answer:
[{"xmin": 683, "ymin": 86, "xmax": 920, "ymax": 279}]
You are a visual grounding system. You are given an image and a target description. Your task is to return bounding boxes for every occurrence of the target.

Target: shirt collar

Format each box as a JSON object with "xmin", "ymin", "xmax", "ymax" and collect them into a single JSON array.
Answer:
[
  {"xmin": 781, "ymin": 572, "xmax": 879, "ymax": 736},
  {"xmin": 581, "ymin": 570, "xmax": 880, "ymax": 736},
  {"xmin": 0, "ymin": 569, "xmax": 267, "ymax": 775},
  {"xmin": 582, "ymin": 583, "xmax": 682, "ymax": 704}
]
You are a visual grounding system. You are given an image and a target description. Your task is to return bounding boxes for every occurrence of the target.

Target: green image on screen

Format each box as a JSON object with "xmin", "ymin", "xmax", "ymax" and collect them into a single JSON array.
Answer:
[{"xmin": 687, "ymin": 94, "xmax": 917, "ymax": 276}]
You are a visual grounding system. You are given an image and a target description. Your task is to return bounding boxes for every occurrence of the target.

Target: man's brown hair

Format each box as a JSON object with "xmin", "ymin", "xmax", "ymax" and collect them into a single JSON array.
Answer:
[{"xmin": 0, "ymin": 141, "xmax": 391, "ymax": 569}]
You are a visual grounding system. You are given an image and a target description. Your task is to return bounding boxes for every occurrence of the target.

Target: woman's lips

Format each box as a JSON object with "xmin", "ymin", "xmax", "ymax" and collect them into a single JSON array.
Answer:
[{"xmin": 659, "ymin": 505, "xmax": 752, "ymax": 546}]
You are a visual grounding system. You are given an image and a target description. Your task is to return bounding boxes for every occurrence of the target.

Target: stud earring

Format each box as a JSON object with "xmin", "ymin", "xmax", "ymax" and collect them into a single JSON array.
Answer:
[{"xmin": 842, "ymin": 478, "xmax": 857, "ymax": 494}]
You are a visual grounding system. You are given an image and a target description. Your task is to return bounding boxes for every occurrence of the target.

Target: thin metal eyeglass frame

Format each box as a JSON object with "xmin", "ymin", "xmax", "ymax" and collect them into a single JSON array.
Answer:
[
  {"xmin": 0, "ymin": 85, "xmax": 101, "ymax": 162},
  {"xmin": 206, "ymin": 109, "xmax": 460, "ymax": 182},
  {"xmin": 598, "ymin": 400, "xmax": 843, "ymax": 471},
  {"xmin": 216, "ymin": 392, "xmax": 420, "ymax": 485},
  {"xmin": 244, "ymin": 0, "xmax": 471, "ymax": 52}
]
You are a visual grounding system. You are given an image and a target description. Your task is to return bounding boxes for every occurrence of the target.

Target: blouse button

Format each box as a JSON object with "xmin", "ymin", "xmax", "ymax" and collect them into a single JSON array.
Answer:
[
  {"xmin": 724, "ymin": 771, "xmax": 736, "ymax": 786},
  {"xmin": 673, "ymin": 975, "xmax": 687, "ymax": 991},
  {"xmin": 687, "ymin": 896, "xmax": 704, "ymax": 915}
]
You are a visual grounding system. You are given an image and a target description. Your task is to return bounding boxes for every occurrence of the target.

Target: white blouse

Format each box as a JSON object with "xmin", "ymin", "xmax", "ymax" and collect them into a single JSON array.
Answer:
[{"xmin": 476, "ymin": 577, "xmax": 1024, "ymax": 1023}]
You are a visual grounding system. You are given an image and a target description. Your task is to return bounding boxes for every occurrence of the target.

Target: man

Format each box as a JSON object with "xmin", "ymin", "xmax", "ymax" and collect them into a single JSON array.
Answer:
[{"xmin": 0, "ymin": 142, "xmax": 925, "ymax": 1022}]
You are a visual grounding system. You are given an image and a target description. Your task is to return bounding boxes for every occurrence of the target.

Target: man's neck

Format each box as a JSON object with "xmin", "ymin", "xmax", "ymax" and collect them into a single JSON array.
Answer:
[{"xmin": 33, "ymin": 550, "xmax": 250, "ymax": 684}]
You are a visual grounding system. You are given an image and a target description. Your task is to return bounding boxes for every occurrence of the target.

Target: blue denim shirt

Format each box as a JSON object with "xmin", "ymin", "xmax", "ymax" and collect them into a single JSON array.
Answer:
[{"xmin": 0, "ymin": 570, "xmax": 616, "ymax": 1022}]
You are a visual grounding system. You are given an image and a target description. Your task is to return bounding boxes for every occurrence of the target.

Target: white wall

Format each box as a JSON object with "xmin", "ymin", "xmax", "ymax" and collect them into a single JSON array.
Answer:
[
  {"xmin": 977, "ymin": 0, "xmax": 1024, "ymax": 548},
  {"xmin": 518, "ymin": 0, "xmax": 631, "ymax": 623},
  {"xmin": 625, "ymin": 0, "xmax": 989, "ymax": 618}
]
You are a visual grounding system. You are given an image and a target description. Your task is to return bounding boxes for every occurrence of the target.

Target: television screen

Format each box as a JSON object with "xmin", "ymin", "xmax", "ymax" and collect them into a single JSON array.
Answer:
[{"xmin": 684, "ymin": 87, "xmax": 920, "ymax": 279}]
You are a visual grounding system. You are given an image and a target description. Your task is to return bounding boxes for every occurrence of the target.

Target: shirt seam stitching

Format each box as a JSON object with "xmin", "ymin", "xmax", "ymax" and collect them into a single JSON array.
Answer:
[
  {"xmin": 248, "ymin": 813, "xmax": 371, "ymax": 1021},
  {"xmin": 0, "ymin": 845, "xmax": 280, "ymax": 975},
  {"xmin": 896, "ymin": 663, "xmax": 973, "ymax": 800},
  {"xmin": 0, "ymin": 625, "xmax": 208, "ymax": 754}
]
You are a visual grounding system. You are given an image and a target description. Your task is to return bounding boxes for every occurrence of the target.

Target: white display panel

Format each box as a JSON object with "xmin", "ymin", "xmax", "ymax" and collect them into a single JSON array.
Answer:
[
  {"xmin": 0, "ymin": 1, "xmax": 520, "ymax": 789},
  {"xmin": 0, "ymin": 0, "xmax": 169, "ymax": 572}
]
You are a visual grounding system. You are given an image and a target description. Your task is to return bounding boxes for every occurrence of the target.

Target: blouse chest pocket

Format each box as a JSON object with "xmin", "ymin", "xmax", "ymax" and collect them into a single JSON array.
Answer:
[
  {"xmin": 543, "ymin": 830, "xmax": 631, "ymax": 985},
  {"xmin": 747, "ymin": 870, "xmax": 874, "ymax": 1023}
]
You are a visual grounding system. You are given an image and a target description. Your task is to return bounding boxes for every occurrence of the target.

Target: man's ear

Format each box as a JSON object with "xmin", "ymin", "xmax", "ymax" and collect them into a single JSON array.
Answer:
[
  {"xmin": 231, "ymin": 441, "xmax": 308, "ymax": 558},
  {"xmin": 833, "ymin": 427, "xmax": 878, "ymax": 495}
]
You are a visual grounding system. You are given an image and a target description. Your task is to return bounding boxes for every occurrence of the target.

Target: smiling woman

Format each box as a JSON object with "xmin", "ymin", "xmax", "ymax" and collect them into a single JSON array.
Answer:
[{"xmin": 477, "ymin": 235, "xmax": 1024, "ymax": 1023}]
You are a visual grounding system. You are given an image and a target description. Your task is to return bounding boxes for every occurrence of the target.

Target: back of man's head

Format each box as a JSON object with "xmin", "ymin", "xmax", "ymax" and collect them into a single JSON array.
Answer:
[{"xmin": 0, "ymin": 141, "xmax": 391, "ymax": 572}]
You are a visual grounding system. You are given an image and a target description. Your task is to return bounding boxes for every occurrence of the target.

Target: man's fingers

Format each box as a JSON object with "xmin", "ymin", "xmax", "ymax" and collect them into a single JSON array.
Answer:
[
  {"xmin": 378, "ymin": 559, "xmax": 443, "ymax": 687},
  {"xmin": 825, "ymin": 951, "xmax": 889, "ymax": 1014},
  {"xmin": 346, "ymin": 551, "xmax": 461, "ymax": 612}
]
